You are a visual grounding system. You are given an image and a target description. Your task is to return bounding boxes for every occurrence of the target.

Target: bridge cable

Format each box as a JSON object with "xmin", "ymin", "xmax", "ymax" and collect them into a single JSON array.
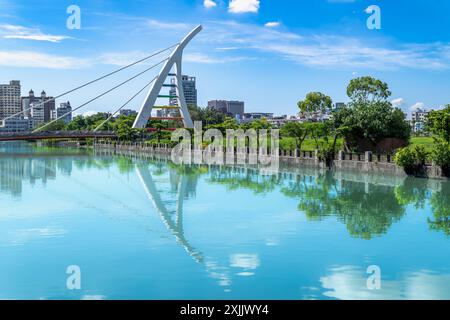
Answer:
[
  {"xmin": 34, "ymin": 58, "xmax": 169, "ymax": 132},
  {"xmin": 94, "ymin": 76, "xmax": 158, "ymax": 132},
  {"xmin": 2, "ymin": 43, "xmax": 179, "ymax": 123}
]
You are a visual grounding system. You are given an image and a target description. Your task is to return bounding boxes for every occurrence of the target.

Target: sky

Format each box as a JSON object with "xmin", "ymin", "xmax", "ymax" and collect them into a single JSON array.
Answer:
[{"xmin": 0, "ymin": 0, "xmax": 449, "ymax": 118}]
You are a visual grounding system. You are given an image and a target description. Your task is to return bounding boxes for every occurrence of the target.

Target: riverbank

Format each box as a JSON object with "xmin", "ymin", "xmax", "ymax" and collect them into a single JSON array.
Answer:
[{"xmin": 92, "ymin": 141, "xmax": 448, "ymax": 180}]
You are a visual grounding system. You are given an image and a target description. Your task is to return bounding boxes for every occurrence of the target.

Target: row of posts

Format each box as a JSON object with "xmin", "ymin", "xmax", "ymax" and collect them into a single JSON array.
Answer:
[{"xmin": 93, "ymin": 141, "xmax": 392, "ymax": 163}]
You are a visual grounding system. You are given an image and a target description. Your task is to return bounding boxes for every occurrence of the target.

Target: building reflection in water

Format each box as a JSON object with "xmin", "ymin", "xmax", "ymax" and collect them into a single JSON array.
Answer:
[{"xmin": 0, "ymin": 148, "xmax": 74, "ymax": 198}]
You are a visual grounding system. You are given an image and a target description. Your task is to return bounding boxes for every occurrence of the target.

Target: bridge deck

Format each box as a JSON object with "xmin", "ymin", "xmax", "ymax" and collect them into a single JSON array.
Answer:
[{"xmin": 0, "ymin": 131, "xmax": 118, "ymax": 142}]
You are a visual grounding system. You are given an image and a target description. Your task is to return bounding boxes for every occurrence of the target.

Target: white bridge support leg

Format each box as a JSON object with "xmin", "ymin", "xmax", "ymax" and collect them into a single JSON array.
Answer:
[{"xmin": 133, "ymin": 25, "xmax": 202, "ymax": 129}]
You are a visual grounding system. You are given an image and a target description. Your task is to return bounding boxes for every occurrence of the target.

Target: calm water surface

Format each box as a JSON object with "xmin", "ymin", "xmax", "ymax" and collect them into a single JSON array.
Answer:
[{"xmin": 0, "ymin": 142, "xmax": 449, "ymax": 300}]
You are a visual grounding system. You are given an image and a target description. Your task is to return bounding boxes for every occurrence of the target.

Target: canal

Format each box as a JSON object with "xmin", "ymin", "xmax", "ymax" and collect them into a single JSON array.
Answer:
[{"xmin": 0, "ymin": 142, "xmax": 449, "ymax": 300}]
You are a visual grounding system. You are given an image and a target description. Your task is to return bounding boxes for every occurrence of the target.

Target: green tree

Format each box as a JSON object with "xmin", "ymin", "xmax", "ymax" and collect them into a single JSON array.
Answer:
[
  {"xmin": 427, "ymin": 105, "xmax": 450, "ymax": 142},
  {"xmin": 298, "ymin": 92, "xmax": 333, "ymax": 114},
  {"xmin": 65, "ymin": 115, "xmax": 86, "ymax": 131},
  {"xmin": 394, "ymin": 145, "xmax": 429, "ymax": 175},
  {"xmin": 116, "ymin": 121, "xmax": 140, "ymax": 141},
  {"xmin": 37, "ymin": 120, "xmax": 66, "ymax": 131},
  {"xmin": 152, "ymin": 122, "xmax": 169, "ymax": 143},
  {"xmin": 347, "ymin": 76, "xmax": 391, "ymax": 104},
  {"xmin": 430, "ymin": 140, "xmax": 450, "ymax": 176},
  {"xmin": 333, "ymin": 76, "xmax": 410, "ymax": 151},
  {"xmin": 243, "ymin": 118, "xmax": 272, "ymax": 131},
  {"xmin": 206, "ymin": 117, "xmax": 238, "ymax": 133},
  {"xmin": 280, "ymin": 122, "xmax": 309, "ymax": 150}
]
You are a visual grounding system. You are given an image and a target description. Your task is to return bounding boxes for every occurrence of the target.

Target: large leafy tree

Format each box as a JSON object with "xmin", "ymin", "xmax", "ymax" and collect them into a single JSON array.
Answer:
[
  {"xmin": 347, "ymin": 76, "xmax": 391, "ymax": 104},
  {"xmin": 188, "ymin": 105, "xmax": 226, "ymax": 126},
  {"xmin": 298, "ymin": 92, "xmax": 333, "ymax": 114},
  {"xmin": 334, "ymin": 76, "xmax": 410, "ymax": 150},
  {"xmin": 427, "ymin": 105, "xmax": 450, "ymax": 142},
  {"xmin": 280, "ymin": 122, "xmax": 309, "ymax": 150}
]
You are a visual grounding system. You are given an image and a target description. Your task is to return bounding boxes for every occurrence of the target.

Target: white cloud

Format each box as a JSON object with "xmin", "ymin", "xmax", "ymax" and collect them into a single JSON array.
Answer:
[
  {"xmin": 265, "ymin": 22, "xmax": 280, "ymax": 28},
  {"xmin": 411, "ymin": 102, "xmax": 425, "ymax": 111},
  {"xmin": 0, "ymin": 24, "xmax": 70, "ymax": 43},
  {"xmin": 204, "ymin": 0, "xmax": 217, "ymax": 9},
  {"xmin": 228, "ymin": 0, "xmax": 260, "ymax": 14},
  {"xmin": 318, "ymin": 266, "xmax": 450, "ymax": 300},
  {"xmin": 391, "ymin": 98, "xmax": 405, "ymax": 107},
  {"xmin": 184, "ymin": 52, "xmax": 249, "ymax": 64},
  {"xmin": 230, "ymin": 254, "xmax": 260, "ymax": 270},
  {"xmin": 146, "ymin": 19, "xmax": 192, "ymax": 30},
  {"xmin": 197, "ymin": 20, "xmax": 450, "ymax": 71},
  {"xmin": 0, "ymin": 51, "xmax": 89, "ymax": 69},
  {"xmin": 81, "ymin": 110, "xmax": 98, "ymax": 117}
]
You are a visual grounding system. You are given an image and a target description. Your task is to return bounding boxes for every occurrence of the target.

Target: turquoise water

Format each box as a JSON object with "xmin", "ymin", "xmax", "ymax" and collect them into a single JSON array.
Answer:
[{"xmin": 0, "ymin": 142, "xmax": 449, "ymax": 300}]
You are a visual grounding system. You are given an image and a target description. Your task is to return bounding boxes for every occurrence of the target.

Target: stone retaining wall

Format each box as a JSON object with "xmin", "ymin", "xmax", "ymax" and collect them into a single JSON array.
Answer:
[{"xmin": 93, "ymin": 142, "xmax": 447, "ymax": 180}]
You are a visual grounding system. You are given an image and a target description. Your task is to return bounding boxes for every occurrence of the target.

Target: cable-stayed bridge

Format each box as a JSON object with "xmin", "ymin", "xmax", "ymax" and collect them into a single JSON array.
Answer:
[{"xmin": 0, "ymin": 26, "xmax": 202, "ymax": 141}]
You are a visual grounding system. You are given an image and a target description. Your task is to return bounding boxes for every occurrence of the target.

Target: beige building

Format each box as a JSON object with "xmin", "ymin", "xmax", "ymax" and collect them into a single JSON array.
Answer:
[{"xmin": 0, "ymin": 80, "xmax": 21, "ymax": 120}]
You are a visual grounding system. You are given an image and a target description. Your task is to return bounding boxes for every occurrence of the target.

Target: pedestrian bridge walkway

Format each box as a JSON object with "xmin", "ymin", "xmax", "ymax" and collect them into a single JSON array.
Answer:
[{"xmin": 0, "ymin": 131, "xmax": 117, "ymax": 142}]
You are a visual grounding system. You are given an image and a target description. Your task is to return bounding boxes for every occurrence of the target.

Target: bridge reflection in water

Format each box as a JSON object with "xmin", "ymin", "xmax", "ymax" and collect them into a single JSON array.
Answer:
[{"xmin": 136, "ymin": 165, "xmax": 203, "ymax": 263}]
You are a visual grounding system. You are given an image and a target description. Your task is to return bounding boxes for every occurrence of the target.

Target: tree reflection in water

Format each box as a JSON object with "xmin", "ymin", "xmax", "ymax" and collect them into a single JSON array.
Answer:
[
  {"xmin": 428, "ymin": 185, "xmax": 450, "ymax": 236},
  {"xmin": 205, "ymin": 166, "xmax": 450, "ymax": 239},
  {"xmin": 1, "ymin": 143, "xmax": 449, "ymax": 239},
  {"xmin": 281, "ymin": 172, "xmax": 406, "ymax": 239}
]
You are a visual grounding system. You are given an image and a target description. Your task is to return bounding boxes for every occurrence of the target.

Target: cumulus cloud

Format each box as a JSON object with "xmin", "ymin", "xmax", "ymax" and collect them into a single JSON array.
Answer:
[
  {"xmin": 228, "ymin": 0, "xmax": 260, "ymax": 14},
  {"xmin": 391, "ymin": 98, "xmax": 405, "ymax": 107},
  {"xmin": 0, "ymin": 24, "xmax": 70, "ymax": 43},
  {"xmin": 411, "ymin": 102, "xmax": 426, "ymax": 111},
  {"xmin": 204, "ymin": 0, "xmax": 217, "ymax": 9},
  {"xmin": 265, "ymin": 22, "xmax": 280, "ymax": 28}
]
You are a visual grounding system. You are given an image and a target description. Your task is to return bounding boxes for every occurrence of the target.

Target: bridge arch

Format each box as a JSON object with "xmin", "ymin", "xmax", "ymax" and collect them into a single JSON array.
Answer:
[{"xmin": 132, "ymin": 25, "xmax": 202, "ymax": 130}]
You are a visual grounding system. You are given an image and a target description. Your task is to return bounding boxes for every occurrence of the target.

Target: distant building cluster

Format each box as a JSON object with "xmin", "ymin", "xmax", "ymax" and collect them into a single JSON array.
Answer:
[
  {"xmin": 3, "ymin": 76, "xmax": 435, "ymax": 134},
  {"xmin": 208, "ymin": 100, "xmax": 245, "ymax": 120},
  {"xmin": 410, "ymin": 108, "xmax": 433, "ymax": 134},
  {"xmin": 0, "ymin": 80, "xmax": 73, "ymax": 132}
]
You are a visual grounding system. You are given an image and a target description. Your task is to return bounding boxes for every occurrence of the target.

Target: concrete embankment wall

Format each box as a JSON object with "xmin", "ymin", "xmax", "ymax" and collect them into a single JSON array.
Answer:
[{"xmin": 92, "ymin": 142, "xmax": 448, "ymax": 180}]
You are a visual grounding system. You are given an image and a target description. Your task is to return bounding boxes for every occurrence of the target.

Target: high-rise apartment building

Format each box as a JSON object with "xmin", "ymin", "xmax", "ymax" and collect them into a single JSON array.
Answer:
[
  {"xmin": 0, "ymin": 80, "xmax": 21, "ymax": 120},
  {"xmin": 56, "ymin": 101, "xmax": 72, "ymax": 124},
  {"xmin": 169, "ymin": 75, "xmax": 197, "ymax": 107}
]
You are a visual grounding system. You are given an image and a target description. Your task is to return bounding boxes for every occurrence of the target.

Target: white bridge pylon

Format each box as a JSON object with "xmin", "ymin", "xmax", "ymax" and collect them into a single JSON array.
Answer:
[{"xmin": 133, "ymin": 25, "xmax": 202, "ymax": 129}]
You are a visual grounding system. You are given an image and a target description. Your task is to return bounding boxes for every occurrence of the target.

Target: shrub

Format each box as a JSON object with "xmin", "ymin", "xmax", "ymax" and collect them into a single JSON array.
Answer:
[
  {"xmin": 394, "ymin": 145, "xmax": 429, "ymax": 175},
  {"xmin": 431, "ymin": 140, "xmax": 450, "ymax": 177}
]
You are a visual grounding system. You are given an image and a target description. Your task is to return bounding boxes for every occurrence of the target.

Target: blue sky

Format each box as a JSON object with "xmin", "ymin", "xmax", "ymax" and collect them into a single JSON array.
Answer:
[{"xmin": 0, "ymin": 0, "xmax": 449, "ymax": 117}]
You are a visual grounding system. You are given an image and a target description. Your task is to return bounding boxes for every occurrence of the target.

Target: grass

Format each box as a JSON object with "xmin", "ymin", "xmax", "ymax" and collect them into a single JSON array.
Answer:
[
  {"xmin": 410, "ymin": 136, "xmax": 434, "ymax": 152},
  {"xmin": 280, "ymin": 137, "xmax": 344, "ymax": 151}
]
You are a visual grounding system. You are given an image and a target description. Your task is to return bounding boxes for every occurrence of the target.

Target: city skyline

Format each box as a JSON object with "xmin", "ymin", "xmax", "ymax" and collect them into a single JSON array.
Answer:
[{"xmin": 0, "ymin": 0, "xmax": 449, "ymax": 117}]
